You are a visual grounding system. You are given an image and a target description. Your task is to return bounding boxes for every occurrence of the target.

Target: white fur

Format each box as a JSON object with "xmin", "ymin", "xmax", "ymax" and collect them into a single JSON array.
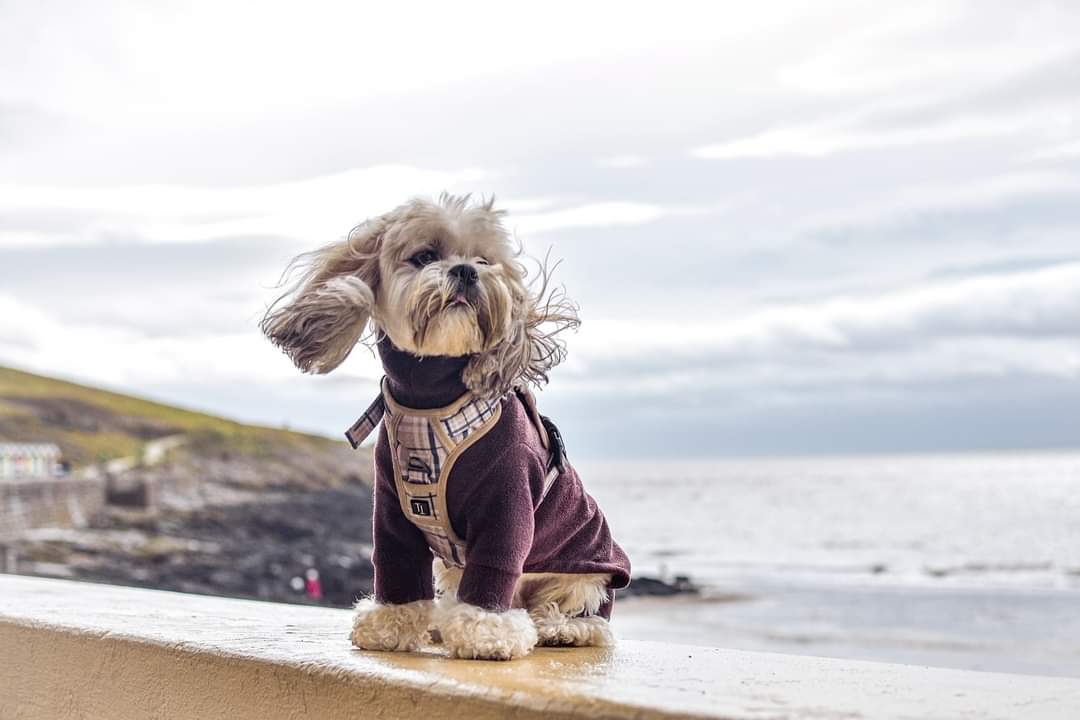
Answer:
[
  {"xmin": 432, "ymin": 598, "xmax": 538, "ymax": 661},
  {"xmin": 530, "ymin": 603, "xmax": 615, "ymax": 647},
  {"xmin": 432, "ymin": 559, "xmax": 461, "ymax": 598},
  {"xmin": 351, "ymin": 568, "xmax": 613, "ymax": 658},
  {"xmin": 350, "ymin": 598, "xmax": 433, "ymax": 652},
  {"xmin": 434, "ymin": 559, "xmax": 610, "ymax": 614},
  {"xmin": 433, "ymin": 559, "xmax": 613, "ymax": 649},
  {"xmin": 514, "ymin": 572, "xmax": 611, "ymax": 617}
]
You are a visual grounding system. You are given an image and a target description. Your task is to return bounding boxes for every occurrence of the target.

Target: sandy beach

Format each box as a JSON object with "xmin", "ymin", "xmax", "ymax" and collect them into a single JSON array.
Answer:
[{"xmin": 615, "ymin": 579, "xmax": 1080, "ymax": 678}]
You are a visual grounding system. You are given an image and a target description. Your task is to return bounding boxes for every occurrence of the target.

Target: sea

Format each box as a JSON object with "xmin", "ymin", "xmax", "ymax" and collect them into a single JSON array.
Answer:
[{"xmin": 578, "ymin": 451, "xmax": 1080, "ymax": 677}]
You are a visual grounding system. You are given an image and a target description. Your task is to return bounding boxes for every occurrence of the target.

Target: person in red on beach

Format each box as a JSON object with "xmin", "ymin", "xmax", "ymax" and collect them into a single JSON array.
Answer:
[{"xmin": 304, "ymin": 568, "xmax": 323, "ymax": 601}]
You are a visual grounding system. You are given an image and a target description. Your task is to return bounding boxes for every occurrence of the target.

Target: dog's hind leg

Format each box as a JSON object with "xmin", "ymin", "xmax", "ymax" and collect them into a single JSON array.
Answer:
[
  {"xmin": 529, "ymin": 602, "xmax": 615, "ymax": 647},
  {"xmin": 514, "ymin": 572, "xmax": 615, "ymax": 648}
]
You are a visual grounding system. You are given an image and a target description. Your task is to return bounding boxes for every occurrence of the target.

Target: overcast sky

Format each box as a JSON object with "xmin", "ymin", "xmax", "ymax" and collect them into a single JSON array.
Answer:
[{"xmin": 1, "ymin": 1, "xmax": 1078, "ymax": 458}]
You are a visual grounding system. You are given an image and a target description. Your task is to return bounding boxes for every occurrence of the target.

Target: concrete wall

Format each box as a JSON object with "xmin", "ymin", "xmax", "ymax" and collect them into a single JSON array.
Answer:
[
  {"xmin": 2, "ymin": 575, "xmax": 1079, "ymax": 720},
  {"xmin": 0, "ymin": 476, "xmax": 105, "ymax": 539}
]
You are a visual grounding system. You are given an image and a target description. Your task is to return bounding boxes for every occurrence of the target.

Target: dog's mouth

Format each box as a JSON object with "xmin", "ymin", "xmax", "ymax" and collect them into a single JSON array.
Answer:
[
  {"xmin": 447, "ymin": 287, "xmax": 478, "ymax": 310},
  {"xmin": 410, "ymin": 280, "xmax": 489, "ymax": 351}
]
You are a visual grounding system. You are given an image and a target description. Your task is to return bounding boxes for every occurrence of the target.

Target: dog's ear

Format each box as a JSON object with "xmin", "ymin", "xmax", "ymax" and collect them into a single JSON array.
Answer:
[
  {"xmin": 260, "ymin": 216, "xmax": 387, "ymax": 374},
  {"xmin": 463, "ymin": 261, "xmax": 580, "ymax": 399}
]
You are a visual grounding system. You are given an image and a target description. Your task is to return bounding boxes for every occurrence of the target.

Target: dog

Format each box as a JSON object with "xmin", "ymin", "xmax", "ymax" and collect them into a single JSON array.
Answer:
[{"xmin": 261, "ymin": 193, "xmax": 630, "ymax": 660}]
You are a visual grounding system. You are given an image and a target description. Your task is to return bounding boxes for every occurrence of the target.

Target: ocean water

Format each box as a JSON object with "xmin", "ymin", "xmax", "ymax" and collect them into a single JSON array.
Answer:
[
  {"xmin": 580, "ymin": 451, "xmax": 1080, "ymax": 592},
  {"xmin": 578, "ymin": 452, "xmax": 1080, "ymax": 676}
]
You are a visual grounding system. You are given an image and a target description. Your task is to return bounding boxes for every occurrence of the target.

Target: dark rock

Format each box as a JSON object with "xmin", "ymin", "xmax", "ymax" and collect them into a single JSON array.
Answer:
[{"xmin": 619, "ymin": 575, "xmax": 701, "ymax": 597}]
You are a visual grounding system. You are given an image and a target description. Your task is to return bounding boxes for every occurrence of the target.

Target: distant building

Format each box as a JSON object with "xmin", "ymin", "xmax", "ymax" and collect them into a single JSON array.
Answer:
[{"xmin": 0, "ymin": 443, "xmax": 62, "ymax": 480}]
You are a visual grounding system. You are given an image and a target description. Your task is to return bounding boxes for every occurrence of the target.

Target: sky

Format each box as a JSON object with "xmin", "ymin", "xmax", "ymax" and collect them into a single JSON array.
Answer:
[{"xmin": 1, "ymin": 0, "xmax": 1078, "ymax": 458}]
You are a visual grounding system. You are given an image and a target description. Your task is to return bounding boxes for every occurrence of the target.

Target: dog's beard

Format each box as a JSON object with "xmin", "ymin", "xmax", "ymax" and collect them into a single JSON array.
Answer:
[{"xmin": 390, "ymin": 267, "xmax": 512, "ymax": 357}]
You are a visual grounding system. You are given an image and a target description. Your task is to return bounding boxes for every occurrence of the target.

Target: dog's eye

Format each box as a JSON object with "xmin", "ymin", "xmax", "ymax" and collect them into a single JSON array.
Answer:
[
  {"xmin": 475, "ymin": 257, "xmax": 490, "ymax": 266},
  {"xmin": 409, "ymin": 250, "xmax": 439, "ymax": 267}
]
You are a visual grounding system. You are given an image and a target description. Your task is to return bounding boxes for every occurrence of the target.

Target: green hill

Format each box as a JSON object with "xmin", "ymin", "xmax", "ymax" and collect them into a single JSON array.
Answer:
[
  {"xmin": 0, "ymin": 365, "xmax": 342, "ymax": 468},
  {"xmin": 1, "ymin": 366, "xmax": 373, "ymax": 607}
]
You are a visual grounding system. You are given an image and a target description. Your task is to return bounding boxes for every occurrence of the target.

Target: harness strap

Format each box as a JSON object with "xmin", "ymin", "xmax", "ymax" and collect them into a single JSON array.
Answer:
[
  {"xmin": 514, "ymin": 386, "xmax": 567, "ymax": 500},
  {"xmin": 344, "ymin": 394, "xmax": 386, "ymax": 449},
  {"xmin": 344, "ymin": 382, "xmax": 567, "ymax": 499}
]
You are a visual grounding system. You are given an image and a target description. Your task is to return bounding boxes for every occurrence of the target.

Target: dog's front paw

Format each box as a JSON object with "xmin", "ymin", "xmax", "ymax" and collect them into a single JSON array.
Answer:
[
  {"xmin": 434, "ymin": 600, "xmax": 538, "ymax": 661},
  {"xmin": 350, "ymin": 598, "xmax": 433, "ymax": 652}
]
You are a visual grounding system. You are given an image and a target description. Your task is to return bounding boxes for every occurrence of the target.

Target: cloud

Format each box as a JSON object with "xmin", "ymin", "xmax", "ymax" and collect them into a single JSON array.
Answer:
[
  {"xmin": 564, "ymin": 262, "xmax": 1080, "ymax": 396},
  {"xmin": 596, "ymin": 154, "xmax": 650, "ymax": 169},
  {"xmin": 0, "ymin": 235, "xmax": 301, "ymax": 341},
  {"xmin": 512, "ymin": 202, "xmax": 668, "ymax": 234},
  {"xmin": 552, "ymin": 372, "xmax": 1080, "ymax": 458},
  {"xmin": 4, "ymin": 1, "xmax": 1080, "ymax": 455},
  {"xmin": 0, "ymin": 1, "xmax": 823, "ymax": 125},
  {"xmin": 1027, "ymin": 138, "xmax": 1080, "ymax": 161},
  {"xmin": 510, "ymin": 198, "xmax": 738, "ymax": 237},
  {"xmin": 0, "ymin": 293, "xmax": 382, "ymax": 392},
  {"xmin": 0, "ymin": 165, "xmax": 490, "ymax": 249},
  {"xmin": 693, "ymin": 40, "xmax": 1080, "ymax": 162},
  {"xmin": 775, "ymin": 4, "xmax": 1080, "ymax": 97},
  {"xmin": 691, "ymin": 106, "xmax": 1067, "ymax": 160},
  {"xmin": 801, "ymin": 171, "xmax": 1080, "ymax": 236},
  {"xmin": 0, "ymin": 296, "xmax": 51, "ymax": 351},
  {"xmin": 0, "ymin": 166, "xmax": 689, "ymax": 253},
  {"xmin": 0, "ymin": 100, "xmax": 71, "ymax": 147}
]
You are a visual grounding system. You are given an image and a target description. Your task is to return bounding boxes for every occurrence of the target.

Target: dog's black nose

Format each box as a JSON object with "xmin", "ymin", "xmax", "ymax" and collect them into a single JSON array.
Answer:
[{"xmin": 448, "ymin": 263, "xmax": 478, "ymax": 286}]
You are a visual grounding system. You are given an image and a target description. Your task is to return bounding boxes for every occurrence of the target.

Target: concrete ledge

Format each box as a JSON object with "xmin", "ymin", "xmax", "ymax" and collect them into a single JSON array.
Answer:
[{"xmin": 1, "ymin": 575, "xmax": 1078, "ymax": 719}]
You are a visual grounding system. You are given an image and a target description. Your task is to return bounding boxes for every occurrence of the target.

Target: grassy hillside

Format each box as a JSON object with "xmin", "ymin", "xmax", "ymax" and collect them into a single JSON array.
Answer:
[
  {"xmin": 0, "ymin": 366, "xmax": 343, "ymax": 467},
  {"xmin": 2, "ymin": 367, "xmax": 374, "ymax": 607}
]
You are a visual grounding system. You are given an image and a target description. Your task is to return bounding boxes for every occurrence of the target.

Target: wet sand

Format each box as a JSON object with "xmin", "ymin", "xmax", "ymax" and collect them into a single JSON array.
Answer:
[{"xmin": 614, "ymin": 579, "xmax": 1080, "ymax": 678}]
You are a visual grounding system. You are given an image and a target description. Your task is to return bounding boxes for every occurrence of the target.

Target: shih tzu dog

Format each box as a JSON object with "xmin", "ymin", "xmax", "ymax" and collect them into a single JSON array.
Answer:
[{"xmin": 261, "ymin": 194, "xmax": 630, "ymax": 661}]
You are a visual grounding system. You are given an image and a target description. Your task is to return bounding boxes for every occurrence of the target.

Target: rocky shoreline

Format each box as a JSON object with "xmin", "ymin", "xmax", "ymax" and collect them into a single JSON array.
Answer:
[{"xmin": 14, "ymin": 484, "xmax": 696, "ymax": 608}]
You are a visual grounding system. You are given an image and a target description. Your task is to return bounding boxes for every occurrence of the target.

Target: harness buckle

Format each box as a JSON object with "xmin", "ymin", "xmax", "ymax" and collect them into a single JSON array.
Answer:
[{"xmin": 540, "ymin": 414, "xmax": 567, "ymax": 473}]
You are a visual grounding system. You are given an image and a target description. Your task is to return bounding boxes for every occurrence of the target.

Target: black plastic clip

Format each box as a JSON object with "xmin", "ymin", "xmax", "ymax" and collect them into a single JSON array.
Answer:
[{"xmin": 540, "ymin": 414, "xmax": 568, "ymax": 473}]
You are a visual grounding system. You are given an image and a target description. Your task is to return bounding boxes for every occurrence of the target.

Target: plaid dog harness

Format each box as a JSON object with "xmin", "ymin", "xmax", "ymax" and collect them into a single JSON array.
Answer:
[{"xmin": 346, "ymin": 380, "xmax": 566, "ymax": 568}]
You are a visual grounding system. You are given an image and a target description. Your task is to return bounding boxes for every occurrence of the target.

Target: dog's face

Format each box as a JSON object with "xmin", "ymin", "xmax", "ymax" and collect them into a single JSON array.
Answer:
[
  {"xmin": 261, "ymin": 194, "xmax": 578, "ymax": 399},
  {"xmin": 374, "ymin": 197, "xmax": 518, "ymax": 358}
]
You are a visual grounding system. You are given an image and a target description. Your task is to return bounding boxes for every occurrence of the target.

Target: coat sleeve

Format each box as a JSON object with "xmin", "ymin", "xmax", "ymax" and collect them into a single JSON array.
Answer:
[
  {"xmin": 371, "ymin": 426, "xmax": 434, "ymax": 604},
  {"xmin": 455, "ymin": 442, "xmax": 547, "ymax": 611}
]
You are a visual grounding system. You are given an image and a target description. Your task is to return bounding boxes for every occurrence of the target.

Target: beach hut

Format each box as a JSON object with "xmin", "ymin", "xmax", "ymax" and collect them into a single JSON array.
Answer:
[{"xmin": 0, "ymin": 443, "xmax": 62, "ymax": 480}]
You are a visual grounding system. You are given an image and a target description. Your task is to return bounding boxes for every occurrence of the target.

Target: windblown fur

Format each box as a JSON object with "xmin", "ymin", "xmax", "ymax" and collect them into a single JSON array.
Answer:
[{"xmin": 260, "ymin": 193, "xmax": 579, "ymax": 400}]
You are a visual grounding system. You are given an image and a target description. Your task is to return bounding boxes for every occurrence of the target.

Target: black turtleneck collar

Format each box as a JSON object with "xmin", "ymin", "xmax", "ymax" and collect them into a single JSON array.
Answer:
[{"xmin": 377, "ymin": 336, "xmax": 470, "ymax": 409}]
